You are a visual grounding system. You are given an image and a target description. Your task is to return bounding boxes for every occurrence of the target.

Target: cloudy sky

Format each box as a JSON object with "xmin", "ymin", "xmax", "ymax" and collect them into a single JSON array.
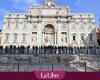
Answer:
[{"xmin": 0, "ymin": 0, "xmax": 100, "ymax": 29}]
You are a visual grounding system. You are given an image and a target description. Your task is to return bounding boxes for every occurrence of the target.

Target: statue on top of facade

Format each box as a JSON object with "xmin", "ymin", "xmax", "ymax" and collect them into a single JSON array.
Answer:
[{"xmin": 44, "ymin": 0, "xmax": 55, "ymax": 7}]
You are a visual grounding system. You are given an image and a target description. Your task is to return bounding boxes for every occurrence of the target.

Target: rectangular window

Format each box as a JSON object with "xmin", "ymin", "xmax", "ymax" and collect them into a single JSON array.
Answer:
[
  {"xmin": 14, "ymin": 33, "xmax": 18, "ymax": 41},
  {"xmin": 15, "ymin": 20, "xmax": 18, "ymax": 27},
  {"xmin": 22, "ymin": 33, "xmax": 27, "ymax": 41},
  {"xmin": 32, "ymin": 32, "xmax": 37, "ymax": 43},
  {"xmin": 61, "ymin": 32, "xmax": 67, "ymax": 43},
  {"xmin": 5, "ymin": 33, "xmax": 10, "ymax": 41},
  {"xmin": 90, "ymin": 35, "xmax": 93, "ymax": 41},
  {"xmin": 81, "ymin": 36, "xmax": 84, "ymax": 40},
  {"xmin": 73, "ymin": 36, "xmax": 76, "ymax": 40},
  {"xmin": 89, "ymin": 33, "xmax": 93, "ymax": 41}
]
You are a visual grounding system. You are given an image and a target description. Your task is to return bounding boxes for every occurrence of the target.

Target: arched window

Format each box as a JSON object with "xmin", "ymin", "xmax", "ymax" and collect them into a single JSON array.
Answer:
[
  {"xmin": 73, "ymin": 35, "xmax": 76, "ymax": 40},
  {"xmin": 72, "ymin": 33, "xmax": 76, "ymax": 41},
  {"xmin": 81, "ymin": 33, "xmax": 85, "ymax": 40}
]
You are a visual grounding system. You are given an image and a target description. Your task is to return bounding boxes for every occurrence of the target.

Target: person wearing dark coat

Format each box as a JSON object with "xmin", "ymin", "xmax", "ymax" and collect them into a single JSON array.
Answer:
[
  {"xmin": 19, "ymin": 45, "xmax": 23, "ymax": 54},
  {"xmin": 58, "ymin": 46, "xmax": 61, "ymax": 54},
  {"xmin": 5, "ymin": 46, "xmax": 9, "ymax": 54},
  {"xmin": 0, "ymin": 45, "xmax": 3, "ymax": 54},
  {"xmin": 96, "ymin": 46, "xmax": 99, "ymax": 55},
  {"xmin": 9, "ymin": 45, "xmax": 13, "ymax": 54},
  {"xmin": 36, "ymin": 46, "xmax": 38, "ymax": 54},
  {"xmin": 63, "ymin": 46, "xmax": 66, "ymax": 54},
  {"xmin": 98, "ymin": 46, "xmax": 100, "ymax": 54},
  {"xmin": 40, "ymin": 46, "xmax": 43, "ymax": 54},
  {"xmin": 32, "ymin": 45, "xmax": 34, "ymax": 54},
  {"xmin": 53, "ymin": 46, "xmax": 56, "ymax": 54},
  {"xmin": 70, "ymin": 47, "xmax": 73, "ymax": 54},
  {"xmin": 22, "ymin": 46, "xmax": 25, "ymax": 54},
  {"xmin": 27, "ymin": 46, "xmax": 30, "ymax": 54},
  {"xmin": 17, "ymin": 46, "xmax": 20, "ymax": 54},
  {"xmin": 13, "ymin": 46, "xmax": 16, "ymax": 54},
  {"xmin": 44, "ymin": 46, "xmax": 46, "ymax": 54},
  {"xmin": 65, "ymin": 47, "xmax": 68, "ymax": 54},
  {"xmin": 42, "ymin": 46, "xmax": 44, "ymax": 54}
]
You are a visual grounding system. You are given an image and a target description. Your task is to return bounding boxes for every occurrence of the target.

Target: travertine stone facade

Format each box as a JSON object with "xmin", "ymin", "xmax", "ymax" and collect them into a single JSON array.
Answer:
[
  {"xmin": 96, "ymin": 27, "xmax": 100, "ymax": 45},
  {"xmin": 1, "ymin": 0, "xmax": 98, "ymax": 47}
]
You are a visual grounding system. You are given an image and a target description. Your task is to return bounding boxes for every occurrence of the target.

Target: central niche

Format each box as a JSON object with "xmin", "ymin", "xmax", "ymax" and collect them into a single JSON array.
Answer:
[{"xmin": 44, "ymin": 24, "xmax": 55, "ymax": 46}]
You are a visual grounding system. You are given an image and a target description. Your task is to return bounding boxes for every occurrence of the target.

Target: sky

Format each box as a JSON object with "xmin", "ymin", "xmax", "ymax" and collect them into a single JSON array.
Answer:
[{"xmin": 0, "ymin": 0, "xmax": 100, "ymax": 29}]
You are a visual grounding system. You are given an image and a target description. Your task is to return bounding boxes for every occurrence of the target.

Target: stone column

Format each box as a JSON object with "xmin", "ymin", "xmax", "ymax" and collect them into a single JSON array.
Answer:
[
  {"xmin": 43, "ymin": 32, "xmax": 45, "ymax": 46},
  {"xmin": 57, "ymin": 17, "xmax": 61, "ymax": 46},
  {"xmin": 27, "ymin": 19, "xmax": 32, "ymax": 47},
  {"xmin": 67, "ymin": 17, "xmax": 72, "ymax": 46},
  {"xmin": 37, "ymin": 17, "xmax": 42, "ymax": 46},
  {"xmin": 54, "ymin": 32, "xmax": 56, "ymax": 45},
  {"xmin": 55, "ymin": 32, "xmax": 57, "ymax": 46},
  {"xmin": 68, "ymin": 21, "xmax": 70, "ymax": 46}
]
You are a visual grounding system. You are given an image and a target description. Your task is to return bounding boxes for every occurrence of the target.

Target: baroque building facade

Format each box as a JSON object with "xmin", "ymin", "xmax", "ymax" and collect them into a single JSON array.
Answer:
[{"xmin": 1, "ymin": 0, "xmax": 98, "ymax": 47}]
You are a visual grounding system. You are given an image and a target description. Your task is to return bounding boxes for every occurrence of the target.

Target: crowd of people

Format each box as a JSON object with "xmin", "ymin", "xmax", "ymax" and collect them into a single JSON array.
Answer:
[{"xmin": 0, "ymin": 45, "xmax": 100, "ymax": 55}]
